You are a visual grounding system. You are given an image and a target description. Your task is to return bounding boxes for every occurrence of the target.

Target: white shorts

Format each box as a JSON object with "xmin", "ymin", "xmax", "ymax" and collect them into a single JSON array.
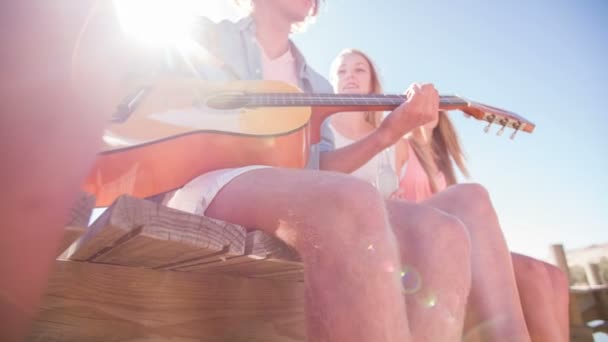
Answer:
[{"xmin": 165, "ymin": 165, "xmax": 269, "ymax": 215}]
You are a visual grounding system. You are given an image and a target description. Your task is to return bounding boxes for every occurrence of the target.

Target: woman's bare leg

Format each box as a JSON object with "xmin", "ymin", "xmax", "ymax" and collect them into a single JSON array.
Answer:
[
  {"xmin": 385, "ymin": 200, "xmax": 472, "ymax": 341},
  {"xmin": 513, "ymin": 253, "xmax": 570, "ymax": 342},
  {"xmin": 422, "ymin": 184, "xmax": 531, "ymax": 342}
]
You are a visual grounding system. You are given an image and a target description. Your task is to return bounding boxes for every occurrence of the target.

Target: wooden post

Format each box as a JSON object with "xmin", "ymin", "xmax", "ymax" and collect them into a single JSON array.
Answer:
[
  {"xmin": 585, "ymin": 263, "xmax": 603, "ymax": 286},
  {"xmin": 550, "ymin": 244, "xmax": 571, "ymax": 278}
]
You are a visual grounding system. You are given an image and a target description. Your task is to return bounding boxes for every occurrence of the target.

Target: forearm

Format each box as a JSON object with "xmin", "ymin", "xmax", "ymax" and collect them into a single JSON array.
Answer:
[{"xmin": 319, "ymin": 129, "xmax": 392, "ymax": 173}]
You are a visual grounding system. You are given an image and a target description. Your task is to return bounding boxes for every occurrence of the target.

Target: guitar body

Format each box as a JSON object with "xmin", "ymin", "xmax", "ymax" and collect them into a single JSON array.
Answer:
[{"xmin": 84, "ymin": 80, "xmax": 313, "ymax": 207}]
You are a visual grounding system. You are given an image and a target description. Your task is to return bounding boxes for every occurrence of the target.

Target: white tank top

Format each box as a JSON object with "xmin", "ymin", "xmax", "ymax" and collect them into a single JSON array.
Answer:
[{"xmin": 329, "ymin": 123, "xmax": 399, "ymax": 197}]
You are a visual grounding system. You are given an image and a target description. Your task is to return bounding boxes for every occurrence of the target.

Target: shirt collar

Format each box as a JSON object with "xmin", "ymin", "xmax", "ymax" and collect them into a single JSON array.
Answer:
[{"xmin": 237, "ymin": 15, "xmax": 311, "ymax": 82}]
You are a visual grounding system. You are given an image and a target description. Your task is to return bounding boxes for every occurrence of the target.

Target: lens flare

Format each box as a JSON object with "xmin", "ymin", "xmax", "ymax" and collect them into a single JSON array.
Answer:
[{"xmin": 400, "ymin": 265, "xmax": 422, "ymax": 294}]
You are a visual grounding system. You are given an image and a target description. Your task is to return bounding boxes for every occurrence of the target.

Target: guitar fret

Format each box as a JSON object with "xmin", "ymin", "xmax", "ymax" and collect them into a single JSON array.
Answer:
[{"xmin": 235, "ymin": 93, "xmax": 472, "ymax": 108}]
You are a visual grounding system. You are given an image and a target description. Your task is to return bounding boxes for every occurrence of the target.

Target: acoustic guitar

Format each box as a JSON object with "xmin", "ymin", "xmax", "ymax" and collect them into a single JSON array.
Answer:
[{"xmin": 83, "ymin": 77, "xmax": 535, "ymax": 206}]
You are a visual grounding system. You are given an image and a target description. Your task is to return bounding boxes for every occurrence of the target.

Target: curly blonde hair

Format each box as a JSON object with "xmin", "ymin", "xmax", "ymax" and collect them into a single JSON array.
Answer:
[{"xmin": 233, "ymin": 0, "xmax": 323, "ymax": 32}]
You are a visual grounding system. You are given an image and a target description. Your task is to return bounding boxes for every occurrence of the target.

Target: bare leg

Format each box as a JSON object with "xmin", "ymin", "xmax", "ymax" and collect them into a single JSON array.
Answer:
[
  {"xmin": 546, "ymin": 262, "xmax": 570, "ymax": 340},
  {"xmin": 385, "ymin": 200, "xmax": 472, "ymax": 341},
  {"xmin": 513, "ymin": 253, "xmax": 570, "ymax": 342},
  {"xmin": 0, "ymin": 2, "xmax": 132, "ymax": 340},
  {"xmin": 422, "ymin": 184, "xmax": 531, "ymax": 342},
  {"xmin": 207, "ymin": 168, "xmax": 411, "ymax": 342}
]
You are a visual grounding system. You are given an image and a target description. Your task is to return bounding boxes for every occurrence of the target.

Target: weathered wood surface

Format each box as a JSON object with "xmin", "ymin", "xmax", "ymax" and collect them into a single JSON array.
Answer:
[
  {"xmin": 32, "ymin": 194, "xmax": 307, "ymax": 341},
  {"xmin": 572, "ymin": 284, "xmax": 608, "ymax": 334},
  {"xmin": 68, "ymin": 195, "xmax": 247, "ymax": 268},
  {"xmin": 28, "ymin": 260, "xmax": 306, "ymax": 342},
  {"xmin": 63, "ymin": 195, "xmax": 304, "ymax": 281}
]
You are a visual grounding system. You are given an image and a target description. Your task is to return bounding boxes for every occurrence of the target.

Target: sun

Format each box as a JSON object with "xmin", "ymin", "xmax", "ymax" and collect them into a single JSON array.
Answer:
[{"xmin": 113, "ymin": 0, "xmax": 202, "ymax": 47}]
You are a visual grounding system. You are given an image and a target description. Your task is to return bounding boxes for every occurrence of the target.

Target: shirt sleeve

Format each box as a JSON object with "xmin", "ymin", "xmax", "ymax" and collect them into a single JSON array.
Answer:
[
  {"xmin": 306, "ymin": 117, "xmax": 335, "ymax": 169},
  {"xmin": 303, "ymin": 71, "xmax": 336, "ymax": 169}
]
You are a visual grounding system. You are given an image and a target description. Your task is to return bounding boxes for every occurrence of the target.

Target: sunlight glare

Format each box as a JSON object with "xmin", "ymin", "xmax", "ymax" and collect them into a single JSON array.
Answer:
[{"xmin": 113, "ymin": 0, "xmax": 200, "ymax": 47}]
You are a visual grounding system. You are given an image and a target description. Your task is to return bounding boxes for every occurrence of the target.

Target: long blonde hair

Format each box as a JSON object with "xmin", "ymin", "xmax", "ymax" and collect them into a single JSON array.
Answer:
[
  {"xmin": 330, "ymin": 49, "xmax": 469, "ymax": 191},
  {"xmin": 330, "ymin": 48, "xmax": 384, "ymax": 127},
  {"xmin": 409, "ymin": 112, "xmax": 470, "ymax": 192}
]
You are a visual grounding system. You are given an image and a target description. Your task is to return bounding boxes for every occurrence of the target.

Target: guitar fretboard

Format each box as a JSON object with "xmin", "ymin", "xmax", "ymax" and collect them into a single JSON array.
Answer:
[{"xmin": 207, "ymin": 93, "xmax": 468, "ymax": 109}]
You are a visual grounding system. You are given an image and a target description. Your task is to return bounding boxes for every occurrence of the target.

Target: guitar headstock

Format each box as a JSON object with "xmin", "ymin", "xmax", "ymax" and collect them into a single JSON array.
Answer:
[{"xmin": 445, "ymin": 96, "xmax": 535, "ymax": 140}]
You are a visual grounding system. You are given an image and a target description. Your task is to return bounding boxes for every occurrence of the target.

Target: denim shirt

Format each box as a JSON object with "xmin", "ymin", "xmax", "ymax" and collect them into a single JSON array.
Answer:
[{"xmin": 190, "ymin": 16, "xmax": 335, "ymax": 169}]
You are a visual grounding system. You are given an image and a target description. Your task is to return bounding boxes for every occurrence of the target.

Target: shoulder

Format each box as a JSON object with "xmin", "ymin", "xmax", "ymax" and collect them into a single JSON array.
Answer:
[
  {"xmin": 192, "ymin": 16, "xmax": 250, "ymax": 46},
  {"xmin": 193, "ymin": 15, "xmax": 248, "ymax": 32}
]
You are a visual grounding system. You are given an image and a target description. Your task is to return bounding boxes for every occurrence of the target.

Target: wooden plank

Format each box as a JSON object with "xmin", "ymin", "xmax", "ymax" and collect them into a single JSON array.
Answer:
[
  {"xmin": 226, "ymin": 258, "xmax": 303, "ymax": 277},
  {"xmin": 253, "ymin": 268, "xmax": 306, "ymax": 283},
  {"xmin": 173, "ymin": 254, "xmax": 266, "ymax": 272},
  {"xmin": 175, "ymin": 230, "xmax": 304, "ymax": 281},
  {"xmin": 592, "ymin": 287, "xmax": 608, "ymax": 320},
  {"xmin": 574, "ymin": 291, "xmax": 597, "ymax": 314},
  {"xmin": 28, "ymin": 260, "xmax": 305, "ymax": 342},
  {"xmin": 68, "ymin": 195, "xmax": 246, "ymax": 268},
  {"xmin": 57, "ymin": 192, "xmax": 95, "ymax": 257},
  {"xmin": 65, "ymin": 195, "xmax": 303, "ymax": 280},
  {"xmin": 184, "ymin": 257, "xmax": 302, "ymax": 278},
  {"xmin": 570, "ymin": 325, "xmax": 595, "ymax": 342}
]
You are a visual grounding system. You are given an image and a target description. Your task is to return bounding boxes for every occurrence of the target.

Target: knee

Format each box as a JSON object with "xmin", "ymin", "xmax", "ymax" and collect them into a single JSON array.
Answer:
[
  {"xmin": 545, "ymin": 263, "xmax": 570, "ymax": 297},
  {"xmin": 513, "ymin": 254, "xmax": 570, "ymax": 302},
  {"xmin": 297, "ymin": 176, "xmax": 390, "ymax": 251},
  {"xmin": 445, "ymin": 183, "xmax": 505, "ymax": 242},
  {"xmin": 451, "ymin": 183, "xmax": 494, "ymax": 215},
  {"xmin": 510, "ymin": 254, "xmax": 552, "ymax": 301},
  {"xmin": 513, "ymin": 253, "xmax": 566, "ymax": 288},
  {"xmin": 513, "ymin": 253, "xmax": 546, "ymax": 277}
]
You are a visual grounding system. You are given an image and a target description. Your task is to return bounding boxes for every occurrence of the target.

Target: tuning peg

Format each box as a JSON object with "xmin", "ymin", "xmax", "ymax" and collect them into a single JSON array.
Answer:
[
  {"xmin": 484, "ymin": 121, "xmax": 492, "ymax": 133},
  {"xmin": 483, "ymin": 114, "xmax": 496, "ymax": 133},
  {"xmin": 510, "ymin": 121, "xmax": 521, "ymax": 140},
  {"xmin": 496, "ymin": 118, "xmax": 508, "ymax": 136}
]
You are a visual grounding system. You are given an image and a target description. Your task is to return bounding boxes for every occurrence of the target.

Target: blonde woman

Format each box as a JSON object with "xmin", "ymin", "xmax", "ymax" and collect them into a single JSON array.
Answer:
[{"xmin": 328, "ymin": 48, "xmax": 569, "ymax": 341}]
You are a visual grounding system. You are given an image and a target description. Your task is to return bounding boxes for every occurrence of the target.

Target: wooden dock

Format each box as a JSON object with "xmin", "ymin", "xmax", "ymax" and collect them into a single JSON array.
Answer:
[{"xmin": 29, "ymin": 193, "xmax": 306, "ymax": 341}]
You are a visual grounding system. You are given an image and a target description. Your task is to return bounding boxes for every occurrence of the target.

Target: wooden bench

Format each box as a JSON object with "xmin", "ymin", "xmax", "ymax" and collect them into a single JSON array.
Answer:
[{"xmin": 29, "ymin": 193, "xmax": 307, "ymax": 341}]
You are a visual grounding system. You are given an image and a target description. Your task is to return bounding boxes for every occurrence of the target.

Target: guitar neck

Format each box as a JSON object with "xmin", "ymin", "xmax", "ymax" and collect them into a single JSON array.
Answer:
[
  {"xmin": 207, "ymin": 93, "xmax": 469, "ymax": 112},
  {"xmin": 205, "ymin": 91, "xmax": 534, "ymax": 135}
]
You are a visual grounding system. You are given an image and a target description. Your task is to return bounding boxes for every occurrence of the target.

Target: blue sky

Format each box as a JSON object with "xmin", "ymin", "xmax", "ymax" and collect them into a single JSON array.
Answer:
[
  {"xmin": 287, "ymin": 0, "xmax": 608, "ymax": 262},
  {"xmin": 114, "ymin": 0, "xmax": 607, "ymax": 262}
]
